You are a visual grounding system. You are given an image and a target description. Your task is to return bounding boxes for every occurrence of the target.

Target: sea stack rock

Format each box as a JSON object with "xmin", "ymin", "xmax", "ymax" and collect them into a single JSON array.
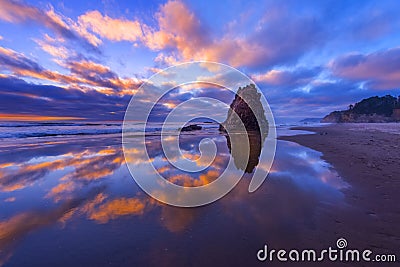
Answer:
[{"xmin": 219, "ymin": 84, "xmax": 268, "ymax": 133}]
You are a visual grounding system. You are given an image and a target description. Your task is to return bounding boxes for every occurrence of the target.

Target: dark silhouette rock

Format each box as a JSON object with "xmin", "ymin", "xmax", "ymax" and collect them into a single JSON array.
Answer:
[
  {"xmin": 181, "ymin": 124, "xmax": 202, "ymax": 132},
  {"xmin": 219, "ymin": 84, "xmax": 268, "ymax": 133}
]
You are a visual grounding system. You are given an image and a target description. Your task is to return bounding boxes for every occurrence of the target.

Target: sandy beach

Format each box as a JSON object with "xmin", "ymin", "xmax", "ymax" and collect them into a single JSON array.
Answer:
[{"xmin": 279, "ymin": 123, "xmax": 400, "ymax": 256}]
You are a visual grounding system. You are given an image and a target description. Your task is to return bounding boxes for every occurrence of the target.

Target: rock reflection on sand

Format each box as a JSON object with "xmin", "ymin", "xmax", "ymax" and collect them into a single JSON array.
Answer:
[{"xmin": 0, "ymin": 132, "xmax": 347, "ymax": 266}]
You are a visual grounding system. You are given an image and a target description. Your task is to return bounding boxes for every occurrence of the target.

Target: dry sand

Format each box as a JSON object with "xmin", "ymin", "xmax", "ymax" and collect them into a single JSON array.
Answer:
[{"xmin": 279, "ymin": 123, "xmax": 400, "ymax": 260}]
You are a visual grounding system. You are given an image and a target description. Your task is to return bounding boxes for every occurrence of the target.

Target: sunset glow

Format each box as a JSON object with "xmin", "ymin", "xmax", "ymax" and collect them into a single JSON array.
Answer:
[{"xmin": 0, "ymin": 113, "xmax": 84, "ymax": 121}]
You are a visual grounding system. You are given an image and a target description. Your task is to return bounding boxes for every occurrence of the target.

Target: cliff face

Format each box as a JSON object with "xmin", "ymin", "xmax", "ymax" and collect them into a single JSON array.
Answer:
[
  {"xmin": 393, "ymin": 109, "xmax": 400, "ymax": 121},
  {"xmin": 322, "ymin": 95, "xmax": 400, "ymax": 123},
  {"xmin": 322, "ymin": 112, "xmax": 395, "ymax": 123},
  {"xmin": 219, "ymin": 84, "xmax": 268, "ymax": 133}
]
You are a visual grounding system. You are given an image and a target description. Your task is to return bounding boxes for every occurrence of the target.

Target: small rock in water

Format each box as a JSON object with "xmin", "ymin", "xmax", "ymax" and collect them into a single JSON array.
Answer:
[{"xmin": 180, "ymin": 124, "xmax": 202, "ymax": 132}]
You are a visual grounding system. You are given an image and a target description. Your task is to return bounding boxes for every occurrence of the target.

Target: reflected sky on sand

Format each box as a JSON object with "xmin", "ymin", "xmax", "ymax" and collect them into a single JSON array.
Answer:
[{"xmin": 0, "ymin": 129, "xmax": 348, "ymax": 266}]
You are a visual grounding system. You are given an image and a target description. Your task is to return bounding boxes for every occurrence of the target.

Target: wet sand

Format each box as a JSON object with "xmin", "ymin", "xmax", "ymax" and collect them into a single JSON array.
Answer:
[{"xmin": 279, "ymin": 123, "xmax": 400, "ymax": 258}]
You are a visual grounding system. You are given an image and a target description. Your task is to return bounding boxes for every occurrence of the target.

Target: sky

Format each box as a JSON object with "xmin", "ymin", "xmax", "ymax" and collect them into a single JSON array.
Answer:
[{"xmin": 0, "ymin": 0, "xmax": 400, "ymax": 122}]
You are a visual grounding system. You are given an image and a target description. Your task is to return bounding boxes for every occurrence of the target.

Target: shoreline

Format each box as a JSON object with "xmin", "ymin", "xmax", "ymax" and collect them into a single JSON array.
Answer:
[{"xmin": 278, "ymin": 123, "xmax": 400, "ymax": 253}]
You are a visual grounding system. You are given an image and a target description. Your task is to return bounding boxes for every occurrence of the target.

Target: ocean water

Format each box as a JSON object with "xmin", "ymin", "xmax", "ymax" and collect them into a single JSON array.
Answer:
[
  {"xmin": 0, "ymin": 120, "xmax": 324, "ymax": 139},
  {"xmin": 0, "ymin": 121, "xmax": 222, "ymax": 139},
  {"xmin": 0, "ymin": 121, "xmax": 347, "ymax": 266}
]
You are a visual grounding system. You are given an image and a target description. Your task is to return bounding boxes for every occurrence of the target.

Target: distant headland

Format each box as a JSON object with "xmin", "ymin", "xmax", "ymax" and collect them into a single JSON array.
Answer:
[{"xmin": 322, "ymin": 95, "xmax": 400, "ymax": 123}]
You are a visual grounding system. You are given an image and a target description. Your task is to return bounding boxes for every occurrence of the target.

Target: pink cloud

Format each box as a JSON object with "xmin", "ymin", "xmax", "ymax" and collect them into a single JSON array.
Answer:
[
  {"xmin": 140, "ymin": 1, "xmax": 264, "ymax": 67},
  {"xmin": 142, "ymin": 1, "xmax": 208, "ymax": 55},
  {"xmin": 0, "ymin": 0, "xmax": 41, "ymax": 23},
  {"xmin": 0, "ymin": 46, "xmax": 142, "ymax": 95},
  {"xmin": 34, "ymin": 35, "xmax": 69, "ymax": 59},
  {"xmin": 142, "ymin": 1, "xmax": 322, "ymax": 68},
  {"xmin": 0, "ymin": 0, "xmax": 101, "ymax": 47},
  {"xmin": 330, "ymin": 47, "xmax": 400, "ymax": 90},
  {"xmin": 252, "ymin": 67, "xmax": 320, "ymax": 87},
  {"xmin": 78, "ymin": 10, "xmax": 142, "ymax": 42},
  {"xmin": 1, "ymin": 0, "xmax": 325, "ymax": 77},
  {"xmin": 252, "ymin": 70, "xmax": 290, "ymax": 85}
]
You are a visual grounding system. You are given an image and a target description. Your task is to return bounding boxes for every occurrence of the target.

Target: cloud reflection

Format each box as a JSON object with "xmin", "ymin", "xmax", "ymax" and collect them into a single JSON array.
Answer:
[{"xmin": 0, "ymin": 133, "xmax": 348, "ymax": 265}]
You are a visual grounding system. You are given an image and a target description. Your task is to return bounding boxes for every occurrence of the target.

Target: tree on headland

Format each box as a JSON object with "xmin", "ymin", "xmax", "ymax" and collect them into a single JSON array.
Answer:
[
  {"xmin": 323, "ymin": 95, "xmax": 400, "ymax": 123},
  {"xmin": 351, "ymin": 95, "xmax": 397, "ymax": 117}
]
